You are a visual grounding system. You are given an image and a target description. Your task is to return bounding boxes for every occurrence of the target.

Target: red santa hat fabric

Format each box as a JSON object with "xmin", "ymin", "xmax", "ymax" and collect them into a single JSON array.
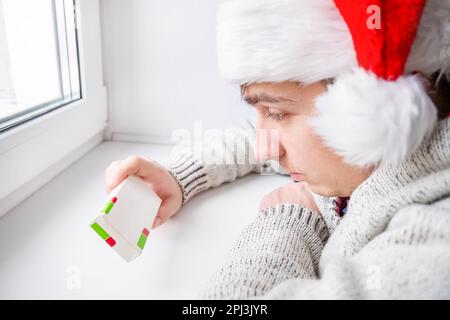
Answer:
[{"xmin": 217, "ymin": 0, "xmax": 450, "ymax": 167}]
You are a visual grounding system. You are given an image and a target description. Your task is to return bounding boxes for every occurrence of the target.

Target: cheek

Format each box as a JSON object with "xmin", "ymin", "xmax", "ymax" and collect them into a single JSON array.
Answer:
[
  {"xmin": 282, "ymin": 117, "xmax": 319, "ymax": 161},
  {"xmin": 283, "ymin": 117, "xmax": 339, "ymax": 174},
  {"xmin": 280, "ymin": 137, "xmax": 308, "ymax": 177}
]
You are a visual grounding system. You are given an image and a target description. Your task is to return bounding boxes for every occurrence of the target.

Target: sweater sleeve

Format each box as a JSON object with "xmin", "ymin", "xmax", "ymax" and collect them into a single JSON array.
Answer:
[
  {"xmin": 166, "ymin": 117, "xmax": 264, "ymax": 204},
  {"xmin": 199, "ymin": 199, "xmax": 450, "ymax": 299},
  {"xmin": 198, "ymin": 203, "xmax": 329, "ymax": 299}
]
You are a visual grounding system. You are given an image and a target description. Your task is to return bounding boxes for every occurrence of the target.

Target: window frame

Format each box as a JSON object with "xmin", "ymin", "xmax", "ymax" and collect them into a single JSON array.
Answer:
[
  {"xmin": 0, "ymin": 0, "xmax": 83, "ymax": 132},
  {"xmin": 0, "ymin": 0, "xmax": 107, "ymax": 217}
]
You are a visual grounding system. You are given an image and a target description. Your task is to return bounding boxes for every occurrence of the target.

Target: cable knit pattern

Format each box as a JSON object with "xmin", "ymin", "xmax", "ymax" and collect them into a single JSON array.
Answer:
[
  {"xmin": 199, "ymin": 204, "xmax": 328, "ymax": 299},
  {"xmin": 167, "ymin": 115, "xmax": 450, "ymax": 299},
  {"xmin": 311, "ymin": 193, "xmax": 342, "ymax": 234},
  {"xmin": 201, "ymin": 118, "xmax": 450, "ymax": 299},
  {"xmin": 167, "ymin": 117, "xmax": 262, "ymax": 204}
]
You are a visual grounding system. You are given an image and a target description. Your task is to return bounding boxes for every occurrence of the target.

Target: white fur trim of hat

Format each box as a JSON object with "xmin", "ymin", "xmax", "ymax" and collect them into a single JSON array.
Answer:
[{"xmin": 217, "ymin": 0, "xmax": 450, "ymax": 167}]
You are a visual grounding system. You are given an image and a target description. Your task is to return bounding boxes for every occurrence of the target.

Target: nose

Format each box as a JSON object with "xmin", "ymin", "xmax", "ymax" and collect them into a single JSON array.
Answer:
[{"xmin": 255, "ymin": 117, "xmax": 285, "ymax": 163}]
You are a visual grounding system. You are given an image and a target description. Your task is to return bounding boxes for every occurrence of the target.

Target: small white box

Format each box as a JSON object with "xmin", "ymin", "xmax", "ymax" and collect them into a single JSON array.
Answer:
[{"xmin": 90, "ymin": 175, "xmax": 162, "ymax": 262}]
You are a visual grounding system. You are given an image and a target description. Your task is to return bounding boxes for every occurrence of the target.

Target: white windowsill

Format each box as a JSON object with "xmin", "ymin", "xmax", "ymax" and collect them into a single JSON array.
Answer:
[{"xmin": 0, "ymin": 141, "xmax": 290, "ymax": 299}]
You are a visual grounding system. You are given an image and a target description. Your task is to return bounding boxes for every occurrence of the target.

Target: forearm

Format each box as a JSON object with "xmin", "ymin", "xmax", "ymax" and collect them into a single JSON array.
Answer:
[
  {"xmin": 200, "ymin": 202, "xmax": 450, "ymax": 300},
  {"xmin": 167, "ymin": 117, "xmax": 262, "ymax": 204},
  {"xmin": 198, "ymin": 204, "xmax": 329, "ymax": 299}
]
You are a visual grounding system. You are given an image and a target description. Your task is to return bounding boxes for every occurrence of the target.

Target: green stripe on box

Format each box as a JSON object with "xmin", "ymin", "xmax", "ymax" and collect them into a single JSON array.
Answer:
[
  {"xmin": 102, "ymin": 202, "xmax": 114, "ymax": 214},
  {"xmin": 137, "ymin": 234, "xmax": 147, "ymax": 249},
  {"xmin": 91, "ymin": 222, "xmax": 109, "ymax": 240}
]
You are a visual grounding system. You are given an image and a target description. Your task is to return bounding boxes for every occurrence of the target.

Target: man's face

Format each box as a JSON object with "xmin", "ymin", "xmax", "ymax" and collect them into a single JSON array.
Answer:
[{"xmin": 243, "ymin": 81, "xmax": 373, "ymax": 197}]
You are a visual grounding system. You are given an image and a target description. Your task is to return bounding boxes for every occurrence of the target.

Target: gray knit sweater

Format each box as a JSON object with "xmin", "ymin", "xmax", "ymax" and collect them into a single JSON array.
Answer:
[{"xmin": 167, "ymin": 117, "xmax": 450, "ymax": 299}]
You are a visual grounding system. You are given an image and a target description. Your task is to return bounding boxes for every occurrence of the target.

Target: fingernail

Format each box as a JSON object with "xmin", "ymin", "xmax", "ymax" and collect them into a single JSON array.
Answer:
[{"xmin": 153, "ymin": 217, "xmax": 161, "ymax": 229}]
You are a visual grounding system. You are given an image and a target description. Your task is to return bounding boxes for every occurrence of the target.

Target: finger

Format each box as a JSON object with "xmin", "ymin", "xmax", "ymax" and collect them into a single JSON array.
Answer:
[
  {"xmin": 105, "ymin": 156, "xmax": 149, "ymax": 192},
  {"xmin": 152, "ymin": 197, "xmax": 179, "ymax": 229},
  {"xmin": 105, "ymin": 160, "xmax": 124, "ymax": 193},
  {"xmin": 152, "ymin": 216, "xmax": 161, "ymax": 229},
  {"xmin": 115, "ymin": 156, "xmax": 167, "ymax": 185},
  {"xmin": 259, "ymin": 192, "xmax": 276, "ymax": 211},
  {"xmin": 284, "ymin": 182, "xmax": 320, "ymax": 212},
  {"xmin": 259, "ymin": 197, "xmax": 269, "ymax": 211},
  {"xmin": 107, "ymin": 160, "xmax": 122, "ymax": 169}
]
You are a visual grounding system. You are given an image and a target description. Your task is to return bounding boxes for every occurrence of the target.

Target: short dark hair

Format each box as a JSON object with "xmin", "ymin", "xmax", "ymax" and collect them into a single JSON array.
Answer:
[
  {"xmin": 427, "ymin": 71, "xmax": 450, "ymax": 120},
  {"xmin": 239, "ymin": 74, "xmax": 449, "ymax": 119}
]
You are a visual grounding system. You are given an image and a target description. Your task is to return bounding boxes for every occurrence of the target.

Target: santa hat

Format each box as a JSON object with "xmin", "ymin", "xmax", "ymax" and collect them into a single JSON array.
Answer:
[{"xmin": 217, "ymin": 0, "xmax": 450, "ymax": 167}]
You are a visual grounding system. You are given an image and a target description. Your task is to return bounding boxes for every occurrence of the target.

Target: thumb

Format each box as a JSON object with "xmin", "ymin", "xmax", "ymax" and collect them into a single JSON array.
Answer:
[{"xmin": 152, "ymin": 196, "xmax": 180, "ymax": 229}]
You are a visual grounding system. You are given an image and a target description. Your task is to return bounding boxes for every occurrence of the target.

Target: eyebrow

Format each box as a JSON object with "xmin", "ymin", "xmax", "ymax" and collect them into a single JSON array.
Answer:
[{"xmin": 243, "ymin": 93, "xmax": 295, "ymax": 106}]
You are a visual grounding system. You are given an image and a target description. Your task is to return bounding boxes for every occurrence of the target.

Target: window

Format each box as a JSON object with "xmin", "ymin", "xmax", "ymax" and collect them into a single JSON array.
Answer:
[
  {"xmin": 0, "ymin": 0, "xmax": 81, "ymax": 133},
  {"xmin": 0, "ymin": 0, "xmax": 106, "ymax": 218}
]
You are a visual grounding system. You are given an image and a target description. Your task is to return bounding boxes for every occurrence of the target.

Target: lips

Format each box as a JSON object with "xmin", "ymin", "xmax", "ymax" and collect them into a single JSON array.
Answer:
[
  {"xmin": 280, "ymin": 162, "xmax": 306, "ymax": 181},
  {"xmin": 290, "ymin": 172, "xmax": 306, "ymax": 182}
]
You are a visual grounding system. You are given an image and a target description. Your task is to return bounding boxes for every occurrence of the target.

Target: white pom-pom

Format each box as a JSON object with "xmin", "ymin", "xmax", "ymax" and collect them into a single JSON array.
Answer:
[{"xmin": 309, "ymin": 68, "xmax": 438, "ymax": 168}]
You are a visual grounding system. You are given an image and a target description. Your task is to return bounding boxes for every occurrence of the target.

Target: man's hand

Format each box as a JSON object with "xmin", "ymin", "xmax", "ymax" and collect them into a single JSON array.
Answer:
[
  {"xmin": 259, "ymin": 181, "xmax": 320, "ymax": 213},
  {"xmin": 105, "ymin": 155, "xmax": 183, "ymax": 229}
]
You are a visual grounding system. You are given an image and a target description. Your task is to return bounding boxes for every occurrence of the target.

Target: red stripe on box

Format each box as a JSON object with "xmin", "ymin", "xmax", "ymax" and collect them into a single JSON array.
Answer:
[
  {"xmin": 143, "ymin": 228, "xmax": 149, "ymax": 236},
  {"xmin": 112, "ymin": 197, "xmax": 118, "ymax": 203},
  {"xmin": 105, "ymin": 237, "xmax": 116, "ymax": 247}
]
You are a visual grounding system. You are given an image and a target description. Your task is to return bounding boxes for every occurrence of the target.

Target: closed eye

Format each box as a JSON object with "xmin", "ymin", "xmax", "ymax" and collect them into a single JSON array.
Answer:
[{"xmin": 265, "ymin": 110, "xmax": 287, "ymax": 122}]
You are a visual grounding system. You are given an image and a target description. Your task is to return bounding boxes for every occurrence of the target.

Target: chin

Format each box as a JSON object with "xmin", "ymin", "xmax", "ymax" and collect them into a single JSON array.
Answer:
[{"xmin": 308, "ymin": 183, "xmax": 341, "ymax": 198}]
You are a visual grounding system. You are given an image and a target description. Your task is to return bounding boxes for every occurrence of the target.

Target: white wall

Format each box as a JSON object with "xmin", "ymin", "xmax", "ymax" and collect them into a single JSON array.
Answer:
[{"xmin": 100, "ymin": 0, "xmax": 254, "ymax": 143}]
